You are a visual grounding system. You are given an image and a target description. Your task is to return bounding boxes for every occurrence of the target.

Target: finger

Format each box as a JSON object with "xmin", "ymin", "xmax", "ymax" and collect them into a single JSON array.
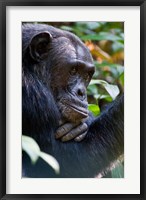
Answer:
[
  {"xmin": 74, "ymin": 131, "xmax": 87, "ymax": 142},
  {"xmin": 61, "ymin": 123, "xmax": 88, "ymax": 142},
  {"xmin": 55, "ymin": 123, "xmax": 76, "ymax": 139},
  {"xmin": 59, "ymin": 119, "xmax": 66, "ymax": 126}
]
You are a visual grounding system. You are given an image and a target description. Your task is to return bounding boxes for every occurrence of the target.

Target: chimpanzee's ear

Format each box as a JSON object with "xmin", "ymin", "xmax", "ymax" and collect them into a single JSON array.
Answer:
[{"xmin": 29, "ymin": 31, "xmax": 52, "ymax": 62}]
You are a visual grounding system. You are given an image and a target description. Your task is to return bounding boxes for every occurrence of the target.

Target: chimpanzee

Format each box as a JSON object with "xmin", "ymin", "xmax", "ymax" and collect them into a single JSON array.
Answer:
[{"xmin": 22, "ymin": 23, "xmax": 124, "ymax": 178}]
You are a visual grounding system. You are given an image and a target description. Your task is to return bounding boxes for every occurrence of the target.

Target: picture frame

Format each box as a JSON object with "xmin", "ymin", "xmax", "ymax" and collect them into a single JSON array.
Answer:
[{"xmin": 0, "ymin": 0, "xmax": 145, "ymax": 199}]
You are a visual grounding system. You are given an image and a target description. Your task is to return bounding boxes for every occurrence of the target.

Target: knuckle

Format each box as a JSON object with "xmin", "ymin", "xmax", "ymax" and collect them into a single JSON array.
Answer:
[
  {"xmin": 62, "ymin": 127, "xmax": 67, "ymax": 133},
  {"xmin": 62, "ymin": 133, "xmax": 72, "ymax": 141},
  {"xmin": 66, "ymin": 124, "xmax": 72, "ymax": 130},
  {"xmin": 56, "ymin": 129, "xmax": 61, "ymax": 136},
  {"xmin": 80, "ymin": 123, "xmax": 88, "ymax": 131},
  {"xmin": 68, "ymin": 132, "xmax": 74, "ymax": 138},
  {"xmin": 83, "ymin": 123, "xmax": 88, "ymax": 129},
  {"xmin": 75, "ymin": 131, "xmax": 87, "ymax": 142}
]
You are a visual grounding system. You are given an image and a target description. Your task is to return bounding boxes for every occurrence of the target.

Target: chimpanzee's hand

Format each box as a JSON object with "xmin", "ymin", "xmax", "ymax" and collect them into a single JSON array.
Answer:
[{"xmin": 55, "ymin": 120, "xmax": 88, "ymax": 142}]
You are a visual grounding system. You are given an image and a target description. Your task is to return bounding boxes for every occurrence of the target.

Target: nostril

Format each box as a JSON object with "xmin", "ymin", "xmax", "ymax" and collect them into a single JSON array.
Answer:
[
  {"xmin": 78, "ymin": 89, "xmax": 84, "ymax": 97},
  {"xmin": 77, "ymin": 88, "xmax": 86, "ymax": 101}
]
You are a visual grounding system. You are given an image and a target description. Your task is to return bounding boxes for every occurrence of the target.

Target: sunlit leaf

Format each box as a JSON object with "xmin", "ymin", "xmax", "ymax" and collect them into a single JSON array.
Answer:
[
  {"xmin": 88, "ymin": 104, "xmax": 100, "ymax": 116},
  {"xmin": 98, "ymin": 94, "xmax": 113, "ymax": 102},
  {"xmin": 22, "ymin": 135, "xmax": 60, "ymax": 174},
  {"xmin": 104, "ymin": 84, "xmax": 120, "ymax": 100},
  {"xmin": 89, "ymin": 80, "xmax": 120, "ymax": 100},
  {"xmin": 39, "ymin": 152, "xmax": 60, "ymax": 174},
  {"xmin": 22, "ymin": 135, "xmax": 40, "ymax": 164}
]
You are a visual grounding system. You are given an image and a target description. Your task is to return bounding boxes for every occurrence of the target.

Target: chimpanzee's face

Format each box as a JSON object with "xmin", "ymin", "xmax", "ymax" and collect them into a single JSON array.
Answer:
[{"xmin": 28, "ymin": 27, "xmax": 95, "ymax": 123}]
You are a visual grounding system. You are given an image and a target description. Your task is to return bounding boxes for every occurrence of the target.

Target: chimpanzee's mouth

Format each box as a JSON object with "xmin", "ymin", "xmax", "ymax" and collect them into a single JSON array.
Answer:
[{"xmin": 65, "ymin": 103, "xmax": 88, "ymax": 118}]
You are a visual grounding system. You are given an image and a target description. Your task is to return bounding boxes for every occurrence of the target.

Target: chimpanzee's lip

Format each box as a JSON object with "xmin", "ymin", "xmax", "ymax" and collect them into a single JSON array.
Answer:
[{"xmin": 65, "ymin": 103, "xmax": 88, "ymax": 118}]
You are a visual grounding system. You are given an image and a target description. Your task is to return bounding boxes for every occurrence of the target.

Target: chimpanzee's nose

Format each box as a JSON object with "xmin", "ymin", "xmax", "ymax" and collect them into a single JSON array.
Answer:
[{"xmin": 76, "ymin": 86, "xmax": 86, "ymax": 101}]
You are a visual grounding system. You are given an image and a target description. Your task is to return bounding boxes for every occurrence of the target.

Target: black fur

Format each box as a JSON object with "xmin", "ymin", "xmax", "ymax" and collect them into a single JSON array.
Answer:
[{"xmin": 22, "ymin": 24, "xmax": 124, "ymax": 178}]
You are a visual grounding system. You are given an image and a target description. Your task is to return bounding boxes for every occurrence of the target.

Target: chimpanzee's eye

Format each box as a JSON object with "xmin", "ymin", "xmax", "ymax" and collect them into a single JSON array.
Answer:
[
  {"xmin": 85, "ymin": 73, "xmax": 90, "ymax": 82},
  {"xmin": 70, "ymin": 66, "xmax": 77, "ymax": 76}
]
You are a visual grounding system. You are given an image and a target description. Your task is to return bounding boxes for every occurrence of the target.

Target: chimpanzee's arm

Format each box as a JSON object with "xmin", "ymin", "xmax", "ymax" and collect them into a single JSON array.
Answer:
[
  {"xmin": 52, "ymin": 94, "xmax": 124, "ymax": 177},
  {"xmin": 85, "ymin": 94, "xmax": 124, "ymax": 176}
]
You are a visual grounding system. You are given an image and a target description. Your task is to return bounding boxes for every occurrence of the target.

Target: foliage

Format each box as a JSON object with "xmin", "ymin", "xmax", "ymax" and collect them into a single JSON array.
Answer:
[
  {"xmin": 22, "ymin": 135, "xmax": 60, "ymax": 174},
  {"xmin": 88, "ymin": 104, "xmax": 100, "ymax": 117}
]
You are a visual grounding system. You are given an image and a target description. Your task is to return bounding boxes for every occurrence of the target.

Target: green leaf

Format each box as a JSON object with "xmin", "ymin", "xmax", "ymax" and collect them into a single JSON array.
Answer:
[
  {"xmin": 39, "ymin": 152, "xmax": 60, "ymax": 174},
  {"xmin": 22, "ymin": 135, "xmax": 60, "ymax": 174},
  {"xmin": 88, "ymin": 104, "xmax": 100, "ymax": 116},
  {"xmin": 89, "ymin": 80, "xmax": 120, "ymax": 100},
  {"xmin": 111, "ymin": 163, "xmax": 124, "ymax": 178},
  {"xmin": 104, "ymin": 84, "xmax": 120, "ymax": 100},
  {"xmin": 85, "ymin": 22, "xmax": 101, "ymax": 30},
  {"xmin": 87, "ymin": 84, "xmax": 98, "ymax": 95},
  {"xmin": 112, "ymin": 41, "xmax": 124, "ymax": 52},
  {"xmin": 60, "ymin": 26, "xmax": 73, "ymax": 32},
  {"xmin": 81, "ymin": 32, "xmax": 122, "ymax": 41},
  {"xmin": 22, "ymin": 135, "xmax": 40, "ymax": 164},
  {"xmin": 98, "ymin": 94, "xmax": 113, "ymax": 102},
  {"xmin": 119, "ymin": 72, "xmax": 124, "ymax": 87}
]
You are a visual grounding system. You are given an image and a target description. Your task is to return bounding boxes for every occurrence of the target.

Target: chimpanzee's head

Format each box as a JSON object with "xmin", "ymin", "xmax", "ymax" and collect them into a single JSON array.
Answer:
[{"xmin": 22, "ymin": 24, "xmax": 95, "ymax": 123}]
